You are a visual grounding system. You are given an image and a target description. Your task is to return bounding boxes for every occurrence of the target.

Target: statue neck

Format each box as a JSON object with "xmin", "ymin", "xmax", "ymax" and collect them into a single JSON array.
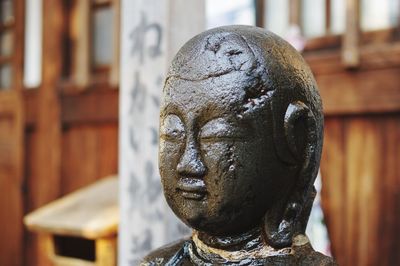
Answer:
[
  {"xmin": 195, "ymin": 227, "xmax": 263, "ymax": 251},
  {"xmin": 190, "ymin": 227, "xmax": 293, "ymax": 264}
]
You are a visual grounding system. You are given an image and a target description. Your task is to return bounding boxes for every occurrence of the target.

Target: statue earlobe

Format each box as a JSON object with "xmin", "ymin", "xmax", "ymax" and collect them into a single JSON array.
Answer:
[{"xmin": 264, "ymin": 101, "xmax": 318, "ymax": 249}]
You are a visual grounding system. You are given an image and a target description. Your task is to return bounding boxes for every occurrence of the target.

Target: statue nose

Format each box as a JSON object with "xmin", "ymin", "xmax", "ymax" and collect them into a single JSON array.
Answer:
[{"xmin": 177, "ymin": 142, "xmax": 206, "ymax": 177}]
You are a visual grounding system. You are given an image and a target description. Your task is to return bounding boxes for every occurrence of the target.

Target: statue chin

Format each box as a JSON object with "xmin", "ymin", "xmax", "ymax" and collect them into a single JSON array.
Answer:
[{"xmin": 140, "ymin": 25, "xmax": 336, "ymax": 265}]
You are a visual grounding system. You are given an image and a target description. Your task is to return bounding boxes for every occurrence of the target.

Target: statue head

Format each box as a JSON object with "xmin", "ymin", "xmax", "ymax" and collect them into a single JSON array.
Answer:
[{"xmin": 159, "ymin": 25, "xmax": 323, "ymax": 249}]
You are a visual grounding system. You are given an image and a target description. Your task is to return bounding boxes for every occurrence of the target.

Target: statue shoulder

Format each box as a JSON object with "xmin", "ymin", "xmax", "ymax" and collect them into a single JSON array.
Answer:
[
  {"xmin": 298, "ymin": 250, "xmax": 337, "ymax": 266},
  {"xmin": 293, "ymin": 242, "xmax": 337, "ymax": 266},
  {"xmin": 140, "ymin": 238, "xmax": 190, "ymax": 266}
]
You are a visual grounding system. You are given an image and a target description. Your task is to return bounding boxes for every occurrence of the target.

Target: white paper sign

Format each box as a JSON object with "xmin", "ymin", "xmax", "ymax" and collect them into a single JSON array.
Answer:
[{"xmin": 119, "ymin": 1, "xmax": 204, "ymax": 265}]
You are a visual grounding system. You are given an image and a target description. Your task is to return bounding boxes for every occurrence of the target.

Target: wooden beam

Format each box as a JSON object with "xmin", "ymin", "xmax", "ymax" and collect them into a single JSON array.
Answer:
[
  {"xmin": 255, "ymin": 0, "xmax": 265, "ymax": 28},
  {"xmin": 304, "ymin": 27, "xmax": 399, "ymax": 52},
  {"xmin": 13, "ymin": 0, "xmax": 25, "ymax": 92},
  {"xmin": 33, "ymin": 0, "xmax": 64, "ymax": 264},
  {"xmin": 325, "ymin": 0, "xmax": 331, "ymax": 34},
  {"xmin": 0, "ymin": 57, "xmax": 12, "ymax": 64},
  {"xmin": 61, "ymin": 89, "xmax": 118, "ymax": 124},
  {"xmin": 109, "ymin": 0, "xmax": 120, "ymax": 86},
  {"xmin": 0, "ymin": 91, "xmax": 24, "ymax": 266},
  {"xmin": 0, "ymin": 0, "xmax": 25, "ymax": 265},
  {"xmin": 23, "ymin": 89, "xmax": 119, "ymax": 126},
  {"xmin": 71, "ymin": 0, "xmax": 90, "ymax": 88},
  {"xmin": 289, "ymin": 0, "xmax": 301, "ymax": 26},
  {"xmin": 342, "ymin": 0, "xmax": 360, "ymax": 67},
  {"xmin": 317, "ymin": 68, "xmax": 400, "ymax": 115},
  {"xmin": 305, "ymin": 42, "xmax": 400, "ymax": 75},
  {"xmin": 23, "ymin": 90, "xmax": 38, "ymax": 126},
  {"xmin": 0, "ymin": 20, "xmax": 14, "ymax": 31},
  {"xmin": 92, "ymin": 0, "xmax": 112, "ymax": 7}
]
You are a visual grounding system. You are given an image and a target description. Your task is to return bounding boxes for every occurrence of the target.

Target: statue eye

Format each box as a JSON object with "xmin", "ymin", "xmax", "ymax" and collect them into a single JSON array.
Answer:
[
  {"xmin": 200, "ymin": 118, "xmax": 243, "ymax": 142},
  {"xmin": 160, "ymin": 114, "xmax": 185, "ymax": 141}
]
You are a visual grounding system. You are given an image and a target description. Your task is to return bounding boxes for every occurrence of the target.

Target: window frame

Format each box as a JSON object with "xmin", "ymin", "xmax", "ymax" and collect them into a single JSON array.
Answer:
[
  {"xmin": 261, "ymin": 0, "xmax": 400, "ymax": 69},
  {"xmin": 62, "ymin": 0, "xmax": 120, "ymax": 92},
  {"xmin": 0, "ymin": 0, "xmax": 24, "ymax": 92}
]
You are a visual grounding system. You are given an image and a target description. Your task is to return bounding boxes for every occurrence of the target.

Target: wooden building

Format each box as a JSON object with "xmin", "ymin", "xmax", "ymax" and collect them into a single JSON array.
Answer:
[
  {"xmin": 0, "ymin": 0, "xmax": 399, "ymax": 265},
  {"xmin": 0, "ymin": 1, "xmax": 119, "ymax": 265}
]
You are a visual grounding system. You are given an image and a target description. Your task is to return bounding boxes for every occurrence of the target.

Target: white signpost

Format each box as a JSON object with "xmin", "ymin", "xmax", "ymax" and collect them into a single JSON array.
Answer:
[{"xmin": 119, "ymin": 1, "xmax": 204, "ymax": 264}]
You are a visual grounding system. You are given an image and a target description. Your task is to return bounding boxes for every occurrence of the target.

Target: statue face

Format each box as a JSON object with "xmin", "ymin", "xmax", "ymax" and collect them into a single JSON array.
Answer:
[{"xmin": 159, "ymin": 72, "xmax": 293, "ymax": 236}]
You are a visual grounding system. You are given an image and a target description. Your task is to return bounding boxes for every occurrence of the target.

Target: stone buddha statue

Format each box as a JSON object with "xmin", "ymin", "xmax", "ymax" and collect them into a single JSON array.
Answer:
[{"xmin": 141, "ymin": 25, "xmax": 336, "ymax": 265}]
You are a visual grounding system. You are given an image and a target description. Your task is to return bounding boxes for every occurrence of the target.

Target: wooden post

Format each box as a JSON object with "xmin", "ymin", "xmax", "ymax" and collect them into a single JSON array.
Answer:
[
  {"xmin": 0, "ymin": 0, "xmax": 25, "ymax": 265},
  {"xmin": 325, "ymin": 0, "xmax": 331, "ymax": 35},
  {"xmin": 255, "ymin": 0, "xmax": 265, "ymax": 27},
  {"xmin": 0, "ymin": 92, "xmax": 24, "ymax": 266},
  {"xmin": 109, "ymin": 0, "xmax": 120, "ymax": 87},
  {"xmin": 119, "ymin": 0, "xmax": 204, "ymax": 264},
  {"xmin": 96, "ymin": 237, "xmax": 117, "ymax": 266},
  {"xmin": 342, "ymin": 0, "xmax": 360, "ymax": 68},
  {"xmin": 289, "ymin": 0, "xmax": 301, "ymax": 26},
  {"xmin": 33, "ymin": 0, "xmax": 64, "ymax": 264},
  {"xmin": 72, "ymin": 0, "xmax": 90, "ymax": 88}
]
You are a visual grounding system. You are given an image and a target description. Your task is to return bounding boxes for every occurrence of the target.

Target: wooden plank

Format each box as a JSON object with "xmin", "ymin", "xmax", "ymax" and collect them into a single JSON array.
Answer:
[
  {"xmin": 320, "ymin": 118, "xmax": 345, "ymax": 265},
  {"xmin": 13, "ymin": 0, "xmax": 25, "ymax": 92},
  {"xmin": 52, "ymin": 256, "xmax": 95, "ymax": 266},
  {"xmin": 0, "ymin": 91, "xmax": 24, "ymax": 266},
  {"xmin": 31, "ymin": 1, "xmax": 65, "ymax": 265},
  {"xmin": 25, "ymin": 177, "xmax": 118, "ymax": 239},
  {"xmin": 97, "ymin": 124, "xmax": 118, "ymax": 178},
  {"xmin": 61, "ymin": 89, "xmax": 119, "ymax": 124},
  {"xmin": 0, "ymin": 9, "xmax": 26, "ymax": 266},
  {"xmin": 348, "ymin": 119, "xmax": 381, "ymax": 266},
  {"xmin": 342, "ymin": 0, "xmax": 360, "ymax": 67},
  {"xmin": 23, "ymin": 89, "xmax": 38, "ymax": 126},
  {"xmin": 305, "ymin": 42, "xmax": 400, "ymax": 75},
  {"xmin": 24, "ymin": 87, "xmax": 119, "ymax": 126},
  {"xmin": 24, "ymin": 129, "xmax": 40, "ymax": 265},
  {"xmin": 96, "ymin": 237, "xmax": 117, "ymax": 266},
  {"xmin": 379, "ymin": 117, "xmax": 400, "ymax": 266},
  {"xmin": 321, "ymin": 116, "xmax": 400, "ymax": 266},
  {"xmin": 0, "ymin": 2, "xmax": 25, "ymax": 263},
  {"xmin": 71, "ymin": 0, "xmax": 90, "ymax": 88},
  {"xmin": 0, "ymin": 20, "xmax": 15, "ymax": 31},
  {"xmin": 34, "ymin": 0, "xmax": 63, "ymax": 210},
  {"xmin": 325, "ymin": 0, "xmax": 331, "ymax": 34},
  {"xmin": 92, "ymin": 0, "xmax": 112, "ymax": 8},
  {"xmin": 255, "ymin": 0, "xmax": 265, "ymax": 27},
  {"xmin": 61, "ymin": 125, "xmax": 99, "ymax": 194},
  {"xmin": 60, "ymin": 123, "xmax": 117, "ymax": 196},
  {"xmin": 0, "ymin": 56, "xmax": 12, "ymax": 64},
  {"xmin": 289, "ymin": 0, "xmax": 300, "ymax": 26},
  {"xmin": 317, "ymin": 68, "xmax": 400, "ymax": 115},
  {"xmin": 304, "ymin": 27, "xmax": 399, "ymax": 52},
  {"xmin": 109, "ymin": 0, "xmax": 120, "ymax": 86}
]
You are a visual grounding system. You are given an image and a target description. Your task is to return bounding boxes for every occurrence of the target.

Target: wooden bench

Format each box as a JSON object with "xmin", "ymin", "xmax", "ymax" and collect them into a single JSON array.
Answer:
[{"xmin": 24, "ymin": 176, "xmax": 119, "ymax": 266}]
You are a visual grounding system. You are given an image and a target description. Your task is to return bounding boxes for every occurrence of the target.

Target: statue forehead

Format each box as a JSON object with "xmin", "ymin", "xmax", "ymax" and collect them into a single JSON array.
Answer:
[
  {"xmin": 162, "ymin": 75, "xmax": 248, "ymax": 117},
  {"xmin": 167, "ymin": 30, "xmax": 259, "ymax": 81},
  {"xmin": 164, "ymin": 72, "xmax": 254, "ymax": 97}
]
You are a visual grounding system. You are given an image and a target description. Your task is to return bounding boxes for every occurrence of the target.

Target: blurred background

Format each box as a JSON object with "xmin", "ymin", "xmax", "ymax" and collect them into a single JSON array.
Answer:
[{"xmin": 0, "ymin": 0, "xmax": 399, "ymax": 265}]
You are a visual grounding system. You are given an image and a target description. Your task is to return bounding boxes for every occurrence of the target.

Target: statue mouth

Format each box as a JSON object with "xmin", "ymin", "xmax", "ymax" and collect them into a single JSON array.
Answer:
[{"xmin": 177, "ymin": 178, "xmax": 207, "ymax": 200}]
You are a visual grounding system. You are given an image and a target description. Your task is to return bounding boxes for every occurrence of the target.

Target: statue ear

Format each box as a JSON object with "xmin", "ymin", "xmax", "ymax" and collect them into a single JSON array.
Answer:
[
  {"xmin": 264, "ymin": 101, "xmax": 318, "ymax": 248},
  {"xmin": 284, "ymin": 101, "xmax": 317, "ymax": 165}
]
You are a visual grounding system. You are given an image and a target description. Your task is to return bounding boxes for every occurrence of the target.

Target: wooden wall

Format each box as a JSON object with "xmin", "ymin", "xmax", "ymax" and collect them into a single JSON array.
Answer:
[
  {"xmin": 0, "ymin": 1, "xmax": 119, "ymax": 265},
  {"xmin": 306, "ymin": 44, "xmax": 400, "ymax": 265},
  {"xmin": 24, "ymin": 121, "xmax": 118, "ymax": 266},
  {"xmin": 321, "ymin": 115, "xmax": 400, "ymax": 266},
  {"xmin": 0, "ymin": 93, "xmax": 24, "ymax": 266}
]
